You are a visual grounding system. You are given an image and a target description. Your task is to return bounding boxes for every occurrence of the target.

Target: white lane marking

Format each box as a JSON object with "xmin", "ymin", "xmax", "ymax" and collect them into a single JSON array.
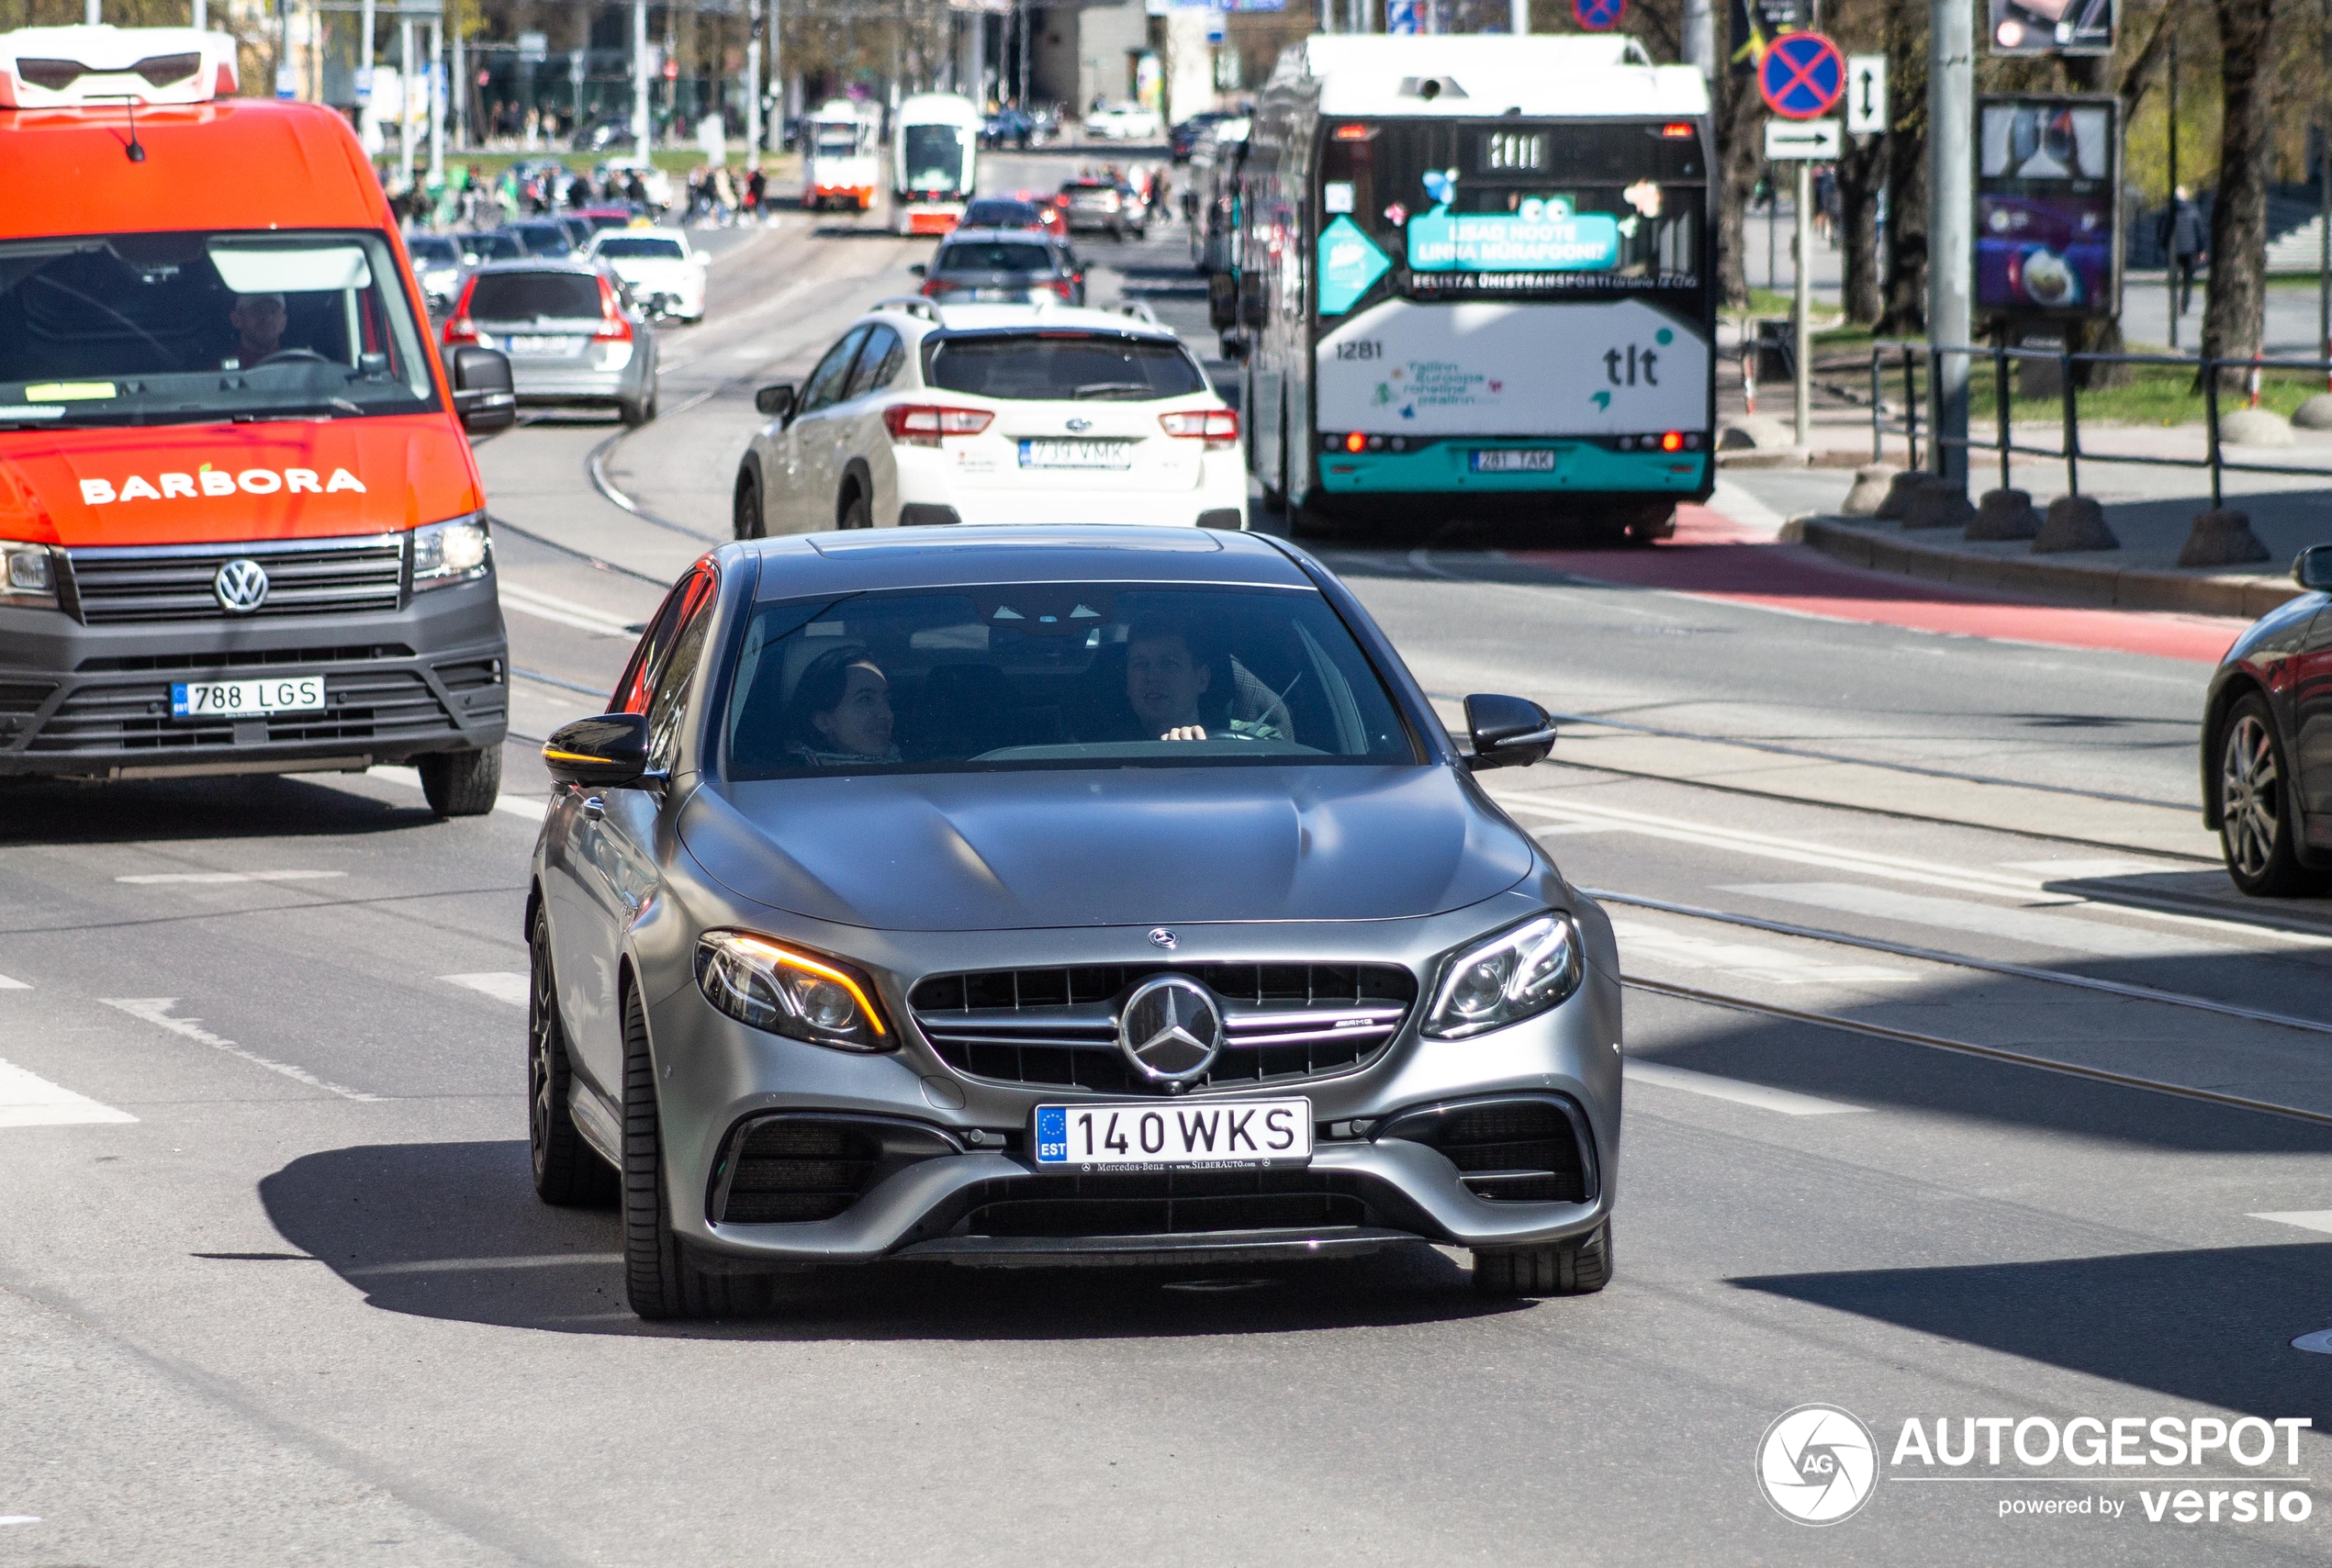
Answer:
[
  {"xmin": 0, "ymin": 1517, "xmax": 40, "ymax": 1527},
  {"xmin": 1530, "ymin": 823, "xmax": 1613, "ymax": 837},
  {"xmin": 443, "ymin": 972, "xmax": 529, "ymax": 1007},
  {"xmin": 496, "ymin": 582, "xmax": 643, "ymax": 638},
  {"xmin": 115, "ymin": 870, "xmax": 344, "ymax": 886},
  {"xmin": 1624, "ymin": 1059, "xmax": 1868, "ymax": 1116},
  {"xmin": 362, "ymin": 766, "xmax": 549, "ymax": 823},
  {"xmin": 101, "ymin": 999, "xmax": 381, "ymax": 1103},
  {"xmin": 0, "ymin": 972, "xmax": 27, "ymax": 990},
  {"xmin": 1609, "ymin": 917, "xmax": 1911, "ymax": 987},
  {"xmin": 1720, "ymin": 882, "xmax": 2225, "ymax": 960},
  {"xmin": 346, "ymin": 1253, "xmax": 622, "ymax": 1274},
  {"xmin": 2000, "ymin": 857, "xmax": 2190, "ymax": 879},
  {"xmin": 2251, "ymin": 1212, "xmax": 2332, "ymax": 1236},
  {"xmin": 0, "ymin": 1058, "xmax": 138, "ymax": 1128}
]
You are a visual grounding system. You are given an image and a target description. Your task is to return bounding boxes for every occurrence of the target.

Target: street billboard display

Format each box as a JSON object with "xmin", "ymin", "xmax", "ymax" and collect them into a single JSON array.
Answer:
[
  {"xmin": 1974, "ymin": 95, "xmax": 2119, "ymax": 320},
  {"xmin": 1988, "ymin": 0, "xmax": 2114, "ymax": 57}
]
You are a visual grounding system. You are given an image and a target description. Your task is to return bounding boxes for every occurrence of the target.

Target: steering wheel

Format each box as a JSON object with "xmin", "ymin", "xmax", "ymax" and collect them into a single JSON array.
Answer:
[{"xmin": 253, "ymin": 348, "xmax": 330, "ymax": 366}]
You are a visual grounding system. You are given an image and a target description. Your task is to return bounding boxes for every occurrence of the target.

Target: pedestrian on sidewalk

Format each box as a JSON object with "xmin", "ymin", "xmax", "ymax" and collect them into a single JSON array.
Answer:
[{"xmin": 2160, "ymin": 185, "xmax": 2206, "ymax": 318}]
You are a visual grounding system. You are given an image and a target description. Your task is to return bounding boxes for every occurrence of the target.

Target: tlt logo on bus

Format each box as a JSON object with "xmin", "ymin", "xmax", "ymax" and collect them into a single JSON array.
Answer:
[{"xmin": 1593, "ymin": 325, "xmax": 1677, "ymax": 405}]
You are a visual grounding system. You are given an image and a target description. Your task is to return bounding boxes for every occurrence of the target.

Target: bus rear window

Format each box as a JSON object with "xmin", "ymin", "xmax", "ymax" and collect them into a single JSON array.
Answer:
[{"xmin": 925, "ymin": 334, "xmax": 1207, "ymax": 401}]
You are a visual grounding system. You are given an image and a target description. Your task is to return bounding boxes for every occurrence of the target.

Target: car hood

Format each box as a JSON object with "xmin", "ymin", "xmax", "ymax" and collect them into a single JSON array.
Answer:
[{"xmin": 680, "ymin": 764, "xmax": 1535, "ymax": 931}]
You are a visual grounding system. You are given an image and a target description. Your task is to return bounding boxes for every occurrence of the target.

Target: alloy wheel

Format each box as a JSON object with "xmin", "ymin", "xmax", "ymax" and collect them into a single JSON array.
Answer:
[
  {"xmin": 2221, "ymin": 713, "xmax": 2281, "ymax": 879},
  {"xmin": 528, "ymin": 926, "xmax": 556, "ymax": 1183}
]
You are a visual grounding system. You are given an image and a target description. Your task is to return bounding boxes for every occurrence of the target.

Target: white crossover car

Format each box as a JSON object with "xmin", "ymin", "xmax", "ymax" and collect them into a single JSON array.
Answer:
[
  {"xmin": 585, "ymin": 227, "xmax": 708, "ymax": 322},
  {"xmin": 733, "ymin": 301, "xmax": 1247, "ymax": 533},
  {"xmin": 1082, "ymin": 102, "xmax": 1163, "ymax": 141}
]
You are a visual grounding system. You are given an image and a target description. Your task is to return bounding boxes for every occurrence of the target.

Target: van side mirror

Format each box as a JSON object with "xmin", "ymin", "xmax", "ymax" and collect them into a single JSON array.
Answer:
[
  {"xmin": 1462, "ymin": 693, "xmax": 1556, "ymax": 772},
  {"xmin": 443, "ymin": 345, "xmax": 516, "ymax": 434},
  {"xmin": 2296, "ymin": 543, "xmax": 2332, "ymax": 590},
  {"xmin": 543, "ymin": 712, "xmax": 655, "ymax": 789},
  {"xmin": 908, "ymin": 262, "xmax": 927, "ymax": 277},
  {"xmin": 754, "ymin": 382, "xmax": 796, "ymax": 420}
]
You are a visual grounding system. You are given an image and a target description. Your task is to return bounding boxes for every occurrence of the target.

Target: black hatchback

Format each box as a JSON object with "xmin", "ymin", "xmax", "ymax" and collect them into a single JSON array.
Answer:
[{"xmin": 913, "ymin": 228, "xmax": 1085, "ymax": 307}]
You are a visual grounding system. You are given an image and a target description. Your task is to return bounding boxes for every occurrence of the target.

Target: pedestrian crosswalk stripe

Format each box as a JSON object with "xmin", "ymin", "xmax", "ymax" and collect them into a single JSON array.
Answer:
[
  {"xmin": 442, "ymin": 972, "xmax": 529, "ymax": 1007},
  {"xmin": 0, "ymin": 1058, "xmax": 137, "ymax": 1128}
]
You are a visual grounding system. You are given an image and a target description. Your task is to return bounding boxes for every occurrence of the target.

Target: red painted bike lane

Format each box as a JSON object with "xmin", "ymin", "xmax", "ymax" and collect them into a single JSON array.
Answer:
[{"xmin": 1504, "ymin": 503, "xmax": 2247, "ymax": 665}]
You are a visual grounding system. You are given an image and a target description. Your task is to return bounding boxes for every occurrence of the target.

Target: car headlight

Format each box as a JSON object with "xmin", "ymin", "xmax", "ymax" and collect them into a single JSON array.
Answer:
[
  {"xmin": 695, "ymin": 931, "xmax": 893, "ymax": 1052},
  {"xmin": 0, "ymin": 540, "xmax": 60, "ymax": 610},
  {"xmin": 1423, "ymin": 913, "xmax": 1584, "ymax": 1039},
  {"xmin": 411, "ymin": 513, "xmax": 491, "ymax": 589}
]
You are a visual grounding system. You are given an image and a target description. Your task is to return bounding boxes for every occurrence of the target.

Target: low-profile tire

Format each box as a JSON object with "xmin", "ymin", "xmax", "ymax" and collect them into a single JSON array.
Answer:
[
  {"xmin": 1473, "ymin": 1219, "xmax": 1613, "ymax": 1298},
  {"xmin": 418, "ymin": 746, "xmax": 499, "ymax": 817},
  {"xmin": 2218, "ymin": 694, "xmax": 2329, "ymax": 897},
  {"xmin": 619, "ymin": 391, "xmax": 652, "ymax": 428},
  {"xmin": 530, "ymin": 905, "xmax": 616, "ymax": 1206},
  {"xmin": 734, "ymin": 467, "xmax": 766, "ymax": 540},
  {"xmin": 839, "ymin": 488, "xmax": 873, "ymax": 531},
  {"xmin": 621, "ymin": 987, "xmax": 770, "ymax": 1320}
]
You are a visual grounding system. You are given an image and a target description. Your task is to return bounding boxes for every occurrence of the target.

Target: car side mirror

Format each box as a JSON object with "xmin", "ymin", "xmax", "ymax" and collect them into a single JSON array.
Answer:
[
  {"xmin": 908, "ymin": 262, "xmax": 927, "ymax": 277},
  {"xmin": 442, "ymin": 345, "xmax": 516, "ymax": 433},
  {"xmin": 544, "ymin": 712, "xmax": 655, "ymax": 789},
  {"xmin": 2296, "ymin": 543, "xmax": 2332, "ymax": 590},
  {"xmin": 754, "ymin": 382, "xmax": 796, "ymax": 420},
  {"xmin": 1462, "ymin": 693, "xmax": 1556, "ymax": 772}
]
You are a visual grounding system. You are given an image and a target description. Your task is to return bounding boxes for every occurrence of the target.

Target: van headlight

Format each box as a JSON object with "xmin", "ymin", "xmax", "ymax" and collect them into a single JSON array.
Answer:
[
  {"xmin": 1424, "ymin": 913, "xmax": 1584, "ymax": 1039},
  {"xmin": 695, "ymin": 931, "xmax": 893, "ymax": 1052},
  {"xmin": 411, "ymin": 513, "xmax": 491, "ymax": 589},
  {"xmin": 0, "ymin": 540, "xmax": 60, "ymax": 610}
]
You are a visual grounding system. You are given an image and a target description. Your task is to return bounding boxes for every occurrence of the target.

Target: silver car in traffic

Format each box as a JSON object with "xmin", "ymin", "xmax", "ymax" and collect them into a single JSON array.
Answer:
[
  {"xmin": 526, "ymin": 527, "xmax": 1620, "ymax": 1317},
  {"xmin": 445, "ymin": 258, "xmax": 659, "ymax": 426}
]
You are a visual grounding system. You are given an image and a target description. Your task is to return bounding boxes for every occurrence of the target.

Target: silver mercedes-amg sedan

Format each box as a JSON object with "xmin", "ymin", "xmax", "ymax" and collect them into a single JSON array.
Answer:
[{"xmin": 527, "ymin": 526, "xmax": 1621, "ymax": 1319}]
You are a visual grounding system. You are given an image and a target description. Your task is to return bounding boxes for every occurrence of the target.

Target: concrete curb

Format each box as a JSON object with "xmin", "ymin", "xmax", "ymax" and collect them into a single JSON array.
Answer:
[{"xmin": 1780, "ymin": 514, "xmax": 2304, "ymax": 619}]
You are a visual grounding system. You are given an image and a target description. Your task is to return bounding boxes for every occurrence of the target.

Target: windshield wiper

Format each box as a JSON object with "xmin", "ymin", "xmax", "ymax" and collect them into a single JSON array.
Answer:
[{"xmin": 1071, "ymin": 382, "xmax": 1156, "ymax": 400}]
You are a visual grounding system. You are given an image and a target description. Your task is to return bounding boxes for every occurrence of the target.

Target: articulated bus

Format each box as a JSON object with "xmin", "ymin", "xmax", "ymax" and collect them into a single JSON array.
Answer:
[{"xmin": 1236, "ymin": 35, "xmax": 1714, "ymax": 540}]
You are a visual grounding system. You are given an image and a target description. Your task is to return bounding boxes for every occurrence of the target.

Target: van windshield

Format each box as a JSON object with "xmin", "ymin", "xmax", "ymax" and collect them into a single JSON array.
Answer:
[{"xmin": 0, "ymin": 230, "xmax": 439, "ymax": 431}]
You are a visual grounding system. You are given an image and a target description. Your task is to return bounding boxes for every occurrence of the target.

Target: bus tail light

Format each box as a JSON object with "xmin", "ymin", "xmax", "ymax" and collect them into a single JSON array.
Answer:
[
  {"xmin": 1660, "ymin": 122, "xmax": 1695, "ymax": 138},
  {"xmin": 1160, "ymin": 409, "xmax": 1239, "ymax": 450},
  {"xmin": 883, "ymin": 405, "xmax": 995, "ymax": 447},
  {"xmin": 1660, "ymin": 431, "xmax": 1683, "ymax": 452}
]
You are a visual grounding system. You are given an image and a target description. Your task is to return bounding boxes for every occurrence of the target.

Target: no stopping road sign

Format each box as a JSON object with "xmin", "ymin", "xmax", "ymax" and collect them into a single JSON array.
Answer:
[{"xmin": 1760, "ymin": 31, "xmax": 1845, "ymax": 122}]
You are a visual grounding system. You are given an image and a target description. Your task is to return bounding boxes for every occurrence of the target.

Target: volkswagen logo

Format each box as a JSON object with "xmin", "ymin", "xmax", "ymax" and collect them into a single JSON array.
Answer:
[
  {"xmin": 213, "ymin": 557, "xmax": 270, "ymax": 614},
  {"xmin": 1065, "ymin": 417, "xmax": 1093, "ymax": 432},
  {"xmin": 1116, "ymin": 975, "xmax": 1222, "ymax": 1085},
  {"xmin": 1147, "ymin": 927, "xmax": 1177, "ymax": 950}
]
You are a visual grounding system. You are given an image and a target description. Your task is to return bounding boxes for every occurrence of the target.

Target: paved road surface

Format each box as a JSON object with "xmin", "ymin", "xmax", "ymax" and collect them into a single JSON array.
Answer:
[{"xmin": 4, "ymin": 175, "xmax": 2329, "ymax": 1566}]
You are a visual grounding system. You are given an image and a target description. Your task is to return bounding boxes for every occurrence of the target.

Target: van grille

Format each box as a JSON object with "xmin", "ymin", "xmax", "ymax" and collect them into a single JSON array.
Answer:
[
  {"xmin": 67, "ymin": 535, "xmax": 404, "ymax": 623},
  {"xmin": 910, "ymin": 963, "xmax": 1415, "ymax": 1095}
]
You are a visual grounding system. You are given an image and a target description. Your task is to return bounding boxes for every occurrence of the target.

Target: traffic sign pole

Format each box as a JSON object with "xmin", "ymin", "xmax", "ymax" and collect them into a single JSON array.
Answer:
[
  {"xmin": 1930, "ymin": 0, "xmax": 1971, "ymax": 488},
  {"xmin": 1795, "ymin": 159, "xmax": 1811, "ymax": 447}
]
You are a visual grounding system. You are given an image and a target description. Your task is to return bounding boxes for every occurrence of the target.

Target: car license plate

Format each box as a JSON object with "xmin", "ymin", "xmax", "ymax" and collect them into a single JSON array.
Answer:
[
  {"xmin": 507, "ymin": 334, "xmax": 582, "ymax": 355},
  {"xmin": 1032, "ymin": 1098, "xmax": 1312, "ymax": 1170},
  {"xmin": 1020, "ymin": 439, "xmax": 1133, "ymax": 470},
  {"xmin": 1471, "ymin": 449, "xmax": 1557, "ymax": 473},
  {"xmin": 170, "ymin": 676, "xmax": 324, "ymax": 719}
]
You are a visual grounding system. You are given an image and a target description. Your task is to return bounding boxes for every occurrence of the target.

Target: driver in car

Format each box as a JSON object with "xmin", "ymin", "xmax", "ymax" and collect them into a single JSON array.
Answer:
[
  {"xmin": 224, "ymin": 292, "xmax": 288, "ymax": 368},
  {"xmin": 1127, "ymin": 620, "xmax": 1283, "ymax": 744}
]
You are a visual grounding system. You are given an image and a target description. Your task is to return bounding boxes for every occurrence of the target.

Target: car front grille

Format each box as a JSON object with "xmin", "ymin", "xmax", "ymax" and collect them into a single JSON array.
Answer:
[
  {"xmin": 958, "ymin": 1168, "xmax": 1370, "ymax": 1238},
  {"xmin": 67, "ymin": 535, "xmax": 404, "ymax": 623},
  {"xmin": 909, "ymin": 963, "xmax": 1417, "ymax": 1095},
  {"xmin": 77, "ymin": 643, "xmax": 416, "ymax": 675},
  {"xmin": 24, "ymin": 670, "xmax": 454, "ymax": 754}
]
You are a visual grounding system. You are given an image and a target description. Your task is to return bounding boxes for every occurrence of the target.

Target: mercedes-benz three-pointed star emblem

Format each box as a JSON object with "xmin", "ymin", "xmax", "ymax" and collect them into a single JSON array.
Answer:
[
  {"xmin": 213, "ymin": 557, "xmax": 270, "ymax": 614},
  {"xmin": 1116, "ymin": 975, "xmax": 1223, "ymax": 1084}
]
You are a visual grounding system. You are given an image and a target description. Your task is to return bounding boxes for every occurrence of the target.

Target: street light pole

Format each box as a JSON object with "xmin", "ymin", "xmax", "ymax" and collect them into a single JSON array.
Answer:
[
  {"xmin": 1928, "ymin": 0, "xmax": 1972, "ymax": 487},
  {"xmin": 633, "ymin": 0, "xmax": 650, "ymax": 162},
  {"xmin": 767, "ymin": 0, "xmax": 782, "ymax": 153},
  {"xmin": 2167, "ymin": 35, "xmax": 2180, "ymax": 350}
]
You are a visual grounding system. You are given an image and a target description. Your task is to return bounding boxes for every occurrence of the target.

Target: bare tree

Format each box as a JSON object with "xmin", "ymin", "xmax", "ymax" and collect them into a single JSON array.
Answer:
[
  {"xmin": 2201, "ymin": 0, "xmax": 2278, "ymax": 376},
  {"xmin": 1878, "ymin": 0, "xmax": 1927, "ymax": 333},
  {"xmin": 1717, "ymin": 62, "xmax": 1766, "ymax": 307}
]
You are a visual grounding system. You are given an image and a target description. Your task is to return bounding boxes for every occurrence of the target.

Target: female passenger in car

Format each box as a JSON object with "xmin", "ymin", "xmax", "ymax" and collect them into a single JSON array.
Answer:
[{"xmin": 780, "ymin": 645, "xmax": 900, "ymax": 766}]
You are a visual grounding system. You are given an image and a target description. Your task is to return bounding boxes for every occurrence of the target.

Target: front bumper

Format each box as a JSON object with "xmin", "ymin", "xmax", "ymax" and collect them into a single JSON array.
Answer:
[
  {"xmin": 0, "ymin": 573, "xmax": 508, "ymax": 779},
  {"xmin": 633, "ymin": 896, "xmax": 1621, "ymax": 1268}
]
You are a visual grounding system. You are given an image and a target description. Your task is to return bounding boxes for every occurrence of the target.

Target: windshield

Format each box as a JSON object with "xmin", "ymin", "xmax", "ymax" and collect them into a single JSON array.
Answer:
[
  {"xmin": 595, "ymin": 238, "xmax": 687, "ymax": 261},
  {"xmin": 456, "ymin": 232, "xmax": 522, "ymax": 262},
  {"xmin": 903, "ymin": 124, "xmax": 969, "ymax": 195},
  {"xmin": 813, "ymin": 124, "xmax": 866, "ymax": 153},
  {"xmin": 1317, "ymin": 119, "xmax": 1705, "ymax": 315},
  {"xmin": 466, "ymin": 271, "xmax": 604, "ymax": 320},
  {"xmin": 724, "ymin": 584, "xmax": 1416, "ymax": 779},
  {"xmin": 963, "ymin": 200, "xmax": 1038, "ymax": 227},
  {"xmin": 510, "ymin": 223, "xmax": 572, "ymax": 255},
  {"xmin": 925, "ymin": 333, "xmax": 1206, "ymax": 400},
  {"xmin": 0, "ymin": 230, "xmax": 439, "ymax": 431},
  {"xmin": 409, "ymin": 237, "xmax": 458, "ymax": 265},
  {"xmin": 936, "ymin": 241, "xmax": 1054, "ymax": 274}
]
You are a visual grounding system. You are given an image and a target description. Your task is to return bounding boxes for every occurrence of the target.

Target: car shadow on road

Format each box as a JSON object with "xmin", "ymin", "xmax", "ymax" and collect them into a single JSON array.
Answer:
[
  {"xmin": 258, "ymin": 1138, "xmax": 1530, "ymax": 1339},
  {"xmin": 0, "ymin": 772, "xmax": 441, "ymax": 846},
  {"xmin": 1732, "ymin": 1243, "xmax": 2332, "ymax": 1419}
]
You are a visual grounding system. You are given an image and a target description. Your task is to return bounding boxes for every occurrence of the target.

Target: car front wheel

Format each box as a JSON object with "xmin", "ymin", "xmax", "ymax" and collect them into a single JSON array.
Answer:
[
  {"xmin": 1474, "ymin": 1219, "xmax": 1612, "ymax": 1297},
  {"xmin": 622, "ymin": 988, "xmax": 772, "ymax": 1319},
  {"xmin": 734, "ymin": 467, "xmax": 765, "ymax": 539},
  {"xmin": 2218, "ymin": 695, "xmax": 2327, "ymax": 897}
]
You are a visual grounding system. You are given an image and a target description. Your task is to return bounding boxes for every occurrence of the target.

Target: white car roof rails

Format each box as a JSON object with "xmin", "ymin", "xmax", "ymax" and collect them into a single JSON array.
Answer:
[{"xmin": 870, "ymin": 296, "xmax": 941, "ymax": 322}]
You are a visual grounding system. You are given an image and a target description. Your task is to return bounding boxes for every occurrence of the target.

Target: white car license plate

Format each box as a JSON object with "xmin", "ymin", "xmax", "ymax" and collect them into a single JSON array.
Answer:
[
  {"xmin": 1020, "ymin": 439, "xmax": 1134, "ymax": 471},
  {"xmin": 170, "ymin": 676, "xmax": 324, "ymax": 719},
  {"xmin": 507, "ymin": 334, "xmax": 582, "ymax": 355},
  {"xmin": 1033, "ymin": 1098, "xmax": 1312, "ymax": 1170},
  {"xmin": 1471, "ymin": 448, "xmax": 1557, "ymax": 473}
]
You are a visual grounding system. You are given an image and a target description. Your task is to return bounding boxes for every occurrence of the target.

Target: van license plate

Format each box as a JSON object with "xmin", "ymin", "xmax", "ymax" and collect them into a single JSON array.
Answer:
[
  {"xmin": 1032, "ymin": 1098, "xmax": 1312, "ymax": 1170},
  {"xmin": 171, "ymin": 676, "xmax": 325, "ymax": 718},
  {"xmin": 1471, "ymin": 449, "xmax": 1557, "ymax": 473}
]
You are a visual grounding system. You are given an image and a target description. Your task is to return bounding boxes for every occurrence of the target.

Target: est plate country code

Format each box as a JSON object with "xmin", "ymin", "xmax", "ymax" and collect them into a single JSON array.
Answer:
[
  {"xmin": 1034, "ymin": 1097, "xmax": 1312, "ymax": 1169},
  {"xmin": 171, "ymin": 676, "xmax": 324, "ymax": 718}
]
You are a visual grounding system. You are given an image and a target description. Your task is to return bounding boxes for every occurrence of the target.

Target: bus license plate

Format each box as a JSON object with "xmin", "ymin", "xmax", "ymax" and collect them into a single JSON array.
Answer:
[
  {"xmin": 1020, "ymin": 440, "xmax": 1133, "ymax": 470},
  {"xmin": 1471, "ymin": 449, "xmax": 1557, "ymax": 473},
  {"xmin": 1033, "ymin": 1098, "xmax": 1312, "ymax": 1170},
  {"xmin": 171, "ymin": 676, "xmax": 324, "ymax": 719}
]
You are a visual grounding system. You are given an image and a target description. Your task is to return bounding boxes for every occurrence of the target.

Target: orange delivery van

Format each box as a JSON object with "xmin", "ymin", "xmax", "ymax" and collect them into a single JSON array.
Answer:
[{"xmin": 0, "ymin": 25, "xmax": 521, "ymax": 814}]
